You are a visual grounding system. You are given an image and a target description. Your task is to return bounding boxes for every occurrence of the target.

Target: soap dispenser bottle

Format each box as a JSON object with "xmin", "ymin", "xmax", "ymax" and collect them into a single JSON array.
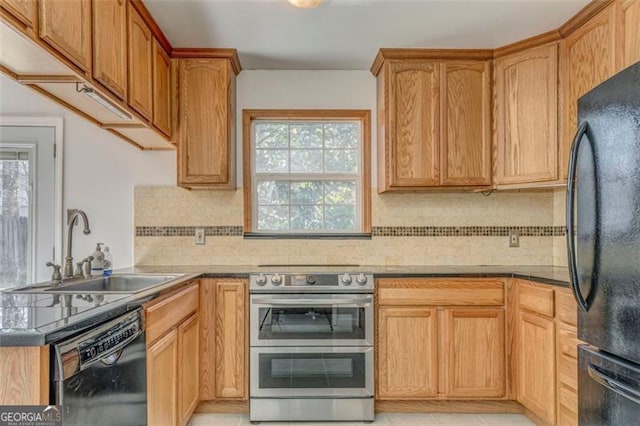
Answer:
[
  {"xmin": 91, "ymin": 243, "xmax": 105, "ymax": 275},
  {"xmin": 103, "ymin": 246, "xmax": 113, "ymax": 276}
]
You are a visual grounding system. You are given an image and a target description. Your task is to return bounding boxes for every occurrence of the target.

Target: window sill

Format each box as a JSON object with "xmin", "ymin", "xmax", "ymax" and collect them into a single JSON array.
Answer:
[{"xmin": 243, "ymin": 232, "xmax": 372, "ymax": 240}]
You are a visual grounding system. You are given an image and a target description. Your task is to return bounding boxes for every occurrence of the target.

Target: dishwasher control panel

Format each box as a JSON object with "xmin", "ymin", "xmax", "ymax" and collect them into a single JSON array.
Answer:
[{"xmin": 78, "ymin": 312, "xmax": 141, "ymax": 364}]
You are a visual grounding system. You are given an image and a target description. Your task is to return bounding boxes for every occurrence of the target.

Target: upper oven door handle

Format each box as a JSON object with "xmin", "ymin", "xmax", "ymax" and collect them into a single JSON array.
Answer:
[{"xmin": 252, "ymin": 297, "xmax": 372, "ymax": 306}]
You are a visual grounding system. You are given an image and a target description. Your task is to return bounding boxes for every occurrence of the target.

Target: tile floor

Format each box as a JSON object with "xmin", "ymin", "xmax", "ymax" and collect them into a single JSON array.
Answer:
[{"xmin": 188, "ymin": 413, "xmax": 536, "ymax": 426}]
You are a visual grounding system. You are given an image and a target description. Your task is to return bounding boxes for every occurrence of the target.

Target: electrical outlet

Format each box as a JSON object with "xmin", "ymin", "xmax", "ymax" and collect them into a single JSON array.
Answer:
[
  {"xmin": 195, "ymin": 228, "xmax": 206, "ymax": 245},
  {"xmin": 509, "ymin": 230, "xmax": 520, "ymax": 248}
]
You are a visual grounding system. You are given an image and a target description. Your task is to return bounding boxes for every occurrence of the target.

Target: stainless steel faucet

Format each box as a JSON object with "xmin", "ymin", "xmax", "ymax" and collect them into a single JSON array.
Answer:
[{"xmin": 64, "ymin": 209, "xmax": 91, "ymax": 279}]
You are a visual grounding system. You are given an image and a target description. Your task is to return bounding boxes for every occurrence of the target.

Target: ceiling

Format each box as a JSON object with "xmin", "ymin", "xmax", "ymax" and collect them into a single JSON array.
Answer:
[{"xmin": 144, "ymin": 0, "xmax": 590, "ymax": 70}]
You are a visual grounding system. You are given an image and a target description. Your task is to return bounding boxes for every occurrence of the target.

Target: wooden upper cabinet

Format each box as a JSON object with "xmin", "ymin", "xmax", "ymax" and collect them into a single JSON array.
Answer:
[
  {"xmin": 0, "ymin": 0, "xmax": 37, "ymax": 30},
  {"xmin": 153, "ymin": 39, "xmax": 172, "ymax": 137},
  {"xmin": 179, "ymin": 58, "xmax": 236, "ymax": 189},
  {"xmin": 377, "ymin": 307, "xmax": 439, "ymax": 399},
  {"xmin": 440, "ymin": 61, "xmax": 491, "ymax": 186},
  {"xmin": 560, "ymin": 4, "xmax": 618, "ymax": 179},
  {"xmin": 92, "ymin": 0, "xmax": 127, "ymax": 100},
  {"xmin": 494, "ymin": 43, "xmax": 558, "ymax": 185},
  {"xmin": 443, "ymin": 308, "xmax": 505, "ymax": 398},
  {"xmin": 127, "ymin": 2, "xmax": 153, "ymax": 120},
  {"xmin": 380, "ymin": 61, "xmax": 440, "ymax": 189},
  {"xmin": 517, "ymin": 311, "xmax": 556, "ymax": 424},
  {"xmin": 622, "ymin": 0, "xmax": 640, "ymax": 68},
  {"xmin": 38, "ymin": 0, "xmax": 92, "ymax": 73}
]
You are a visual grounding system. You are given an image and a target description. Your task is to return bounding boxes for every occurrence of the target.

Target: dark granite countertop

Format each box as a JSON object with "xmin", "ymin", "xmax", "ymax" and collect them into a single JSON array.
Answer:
[
  {"xmin": 0, "ymin": 265, "xmax": 568, "ymax": 347},
  {"xmin": 125, "ymin": 264, "xmax": 570, "ymax": 287}
]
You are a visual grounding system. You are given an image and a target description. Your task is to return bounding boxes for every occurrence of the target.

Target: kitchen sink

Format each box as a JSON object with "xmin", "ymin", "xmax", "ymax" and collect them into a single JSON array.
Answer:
[{"xmin": 6, "ymin": 274, "xmax": 183, "ymax": 294}]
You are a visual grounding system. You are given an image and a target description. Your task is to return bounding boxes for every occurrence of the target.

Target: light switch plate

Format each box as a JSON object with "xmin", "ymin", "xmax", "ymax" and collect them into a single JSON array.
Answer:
[
  {"xmin": 509, "ymin": 230, "xmax": 520, "ymax": 248},
  {"xmin": 195, "ymin": 228, "xmax": 206, "ymax": 245}
]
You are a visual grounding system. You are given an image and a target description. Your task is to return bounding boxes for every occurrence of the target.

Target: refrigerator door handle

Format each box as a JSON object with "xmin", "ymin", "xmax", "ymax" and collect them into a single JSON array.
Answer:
[
  {"xmin": 589, "ymin": 364, "xmax": 640, "ymax": 405},
  {"xmin": 566, "ymin": 121, "xmax": 591, "ymax": 312}
]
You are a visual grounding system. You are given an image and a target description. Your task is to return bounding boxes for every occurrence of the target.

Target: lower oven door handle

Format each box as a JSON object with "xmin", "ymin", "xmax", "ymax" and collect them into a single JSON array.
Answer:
[{"xmin": 252, "ymin": 298, "xmax": 372, "ymax": 306}]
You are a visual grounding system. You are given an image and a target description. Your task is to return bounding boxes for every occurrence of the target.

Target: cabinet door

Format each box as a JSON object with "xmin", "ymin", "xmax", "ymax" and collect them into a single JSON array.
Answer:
[
  {"xmin": 178, "ymin": 314, "xmax": 199, "ymax": 425},
  {"xmin": 622, "ymin": 0, "xmax": 640, "ymax": 68},
  {"xmin": 215, "ymin": 280, "xmax": 247, "ymax": 398},
  {"xmin": 127, "ymin": 2, "xmax": 153, "ymax": 120},
  {"xmin": 0, "ymin": 0, "xmax": 37, "ymax": 29},
  {"xmin": 495, "ymin": 44, "xmax": 558, "ymax": 184},
  {"xmin": 440, "ymin": 61, "xmax": 491, "ymax": 186},
  {"xmin": 179, "ymin": 58, "xmax": 235, "ymax": 188},
  {"xmin": 38, "ymin": 0, "xmax": 92, "ymax": 72},
  {"xmin": 92, "ymin": 0, "xmax": 127, "ymax": 99},
  {"xmin": 153, "ymin": 39, "xmax": 172, "ymax": 136},
  {"xmin": 385, "ymin": 61, "xmax": 440, "ymax": 188},
  {"xmin": 560, "ymin": 4, "xmax": 618, "ymax": 179},
  {"xmin": 443, "ymin": 308, "xmax": 505, "ymax": 398},
  {"xmin": 556, "ymin": 322, "xmax": 579, "ymax": 426},
  {"xmin": 377, "ymin": 307, "xmax": 438, "ymax": 399},
  {"xmin": 148, "ymin": 329, "xmax": 178, "ymax": 426},
  {"xmin": 517, "ymin": 311, "xmax": 555, "ymax": 424}
]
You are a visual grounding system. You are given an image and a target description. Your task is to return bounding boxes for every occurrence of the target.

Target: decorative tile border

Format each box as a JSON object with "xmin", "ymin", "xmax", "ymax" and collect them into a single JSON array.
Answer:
[
  {"xmin": 136, "ymin": 225, "xmax": 565, "ymax": 237},
  {"xmin": 371, "ymin": 226, "xmax": 565, "ymax": 237},
  {"xmin": 136, "ymin": 226, "xmax": 243, "ymax": 237}
]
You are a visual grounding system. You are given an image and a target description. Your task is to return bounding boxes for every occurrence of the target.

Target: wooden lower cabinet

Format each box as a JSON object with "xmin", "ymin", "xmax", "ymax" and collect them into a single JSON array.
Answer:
[
  {"xmin": 145, "ymin": 281, "xmax": 200, "ymax": 426},
  {"xmin": 516, "ymin": 311, "xmax": 555, "ymax": 424},
  {"xmin": 199, "ymin": 278, "xmax": 248, "ymax": 401},
  {"xmin": 443, "ymin": 308, "xmax": 505, "ymax": 398},
  {"xmin": 377, "ymin": 307, "xmax": 439, "ymax": 398},
  {"xmin": 178, "ymin": 314, "xmax": 200, "ymax": 424},
  {"xmin": 147, "ymin": 329, "xmax": 179, "ymax": 426}
]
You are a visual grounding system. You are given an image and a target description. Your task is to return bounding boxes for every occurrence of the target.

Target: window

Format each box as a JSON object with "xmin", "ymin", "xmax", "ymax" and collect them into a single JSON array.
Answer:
[{"xmin": 243, "ymin": 110, "xmax": 371, "ymax": 236}]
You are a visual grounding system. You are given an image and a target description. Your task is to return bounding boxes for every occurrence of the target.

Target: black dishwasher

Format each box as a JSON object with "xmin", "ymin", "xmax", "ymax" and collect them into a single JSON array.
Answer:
[{"xmin": 51, "ymin": 308, "xmax": 147, "ymax": 426}]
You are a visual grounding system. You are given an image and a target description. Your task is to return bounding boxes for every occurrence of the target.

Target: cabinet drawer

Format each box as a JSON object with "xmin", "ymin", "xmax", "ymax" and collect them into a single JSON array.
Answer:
[
  {"xmin": 557, "ymin": 323, "xmax": 579, "ymax": 391},
  {"xmin": 145, "ymin": 281, "xmax": 199, "ymax": 344},
  {"xmin": 518, "ymin": 282, "xmax": 554, "ymax": 317},
  {"xmin": 557, "ymin": 323, "xmax": 579, "ymax": 359},
  {"xmin": 556, "ymin": 288, "xmax": 578, "ymax": 326},
  {"xmin": 377, "ymin": 278, "xmax": 504, "ymax": 306},
  {"xmin": 558, "ymin": 383, "xmax": 578, "ymax": 426}
]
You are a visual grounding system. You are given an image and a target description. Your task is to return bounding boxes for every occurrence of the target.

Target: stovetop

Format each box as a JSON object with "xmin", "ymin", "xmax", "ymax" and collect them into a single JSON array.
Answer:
[{"xmin": 249, "ymin": 272, "xmax": 374, "ymax": 293}]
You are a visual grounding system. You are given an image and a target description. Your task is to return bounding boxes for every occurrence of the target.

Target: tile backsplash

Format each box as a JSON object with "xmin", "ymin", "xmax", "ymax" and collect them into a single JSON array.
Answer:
[{"xmin": 134, "ymin": 186, "xmax": 558, "ymax": 266}]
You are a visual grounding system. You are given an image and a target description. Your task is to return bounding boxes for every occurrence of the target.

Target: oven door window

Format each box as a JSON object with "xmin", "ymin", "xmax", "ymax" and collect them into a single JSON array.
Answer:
[
  {"xmin": 259, "ymin": 352, "xmax": 366, "ymax": 389},
  {"xmin": 257, "ymin": 306, "xmax": 365, "ymax": 340}
]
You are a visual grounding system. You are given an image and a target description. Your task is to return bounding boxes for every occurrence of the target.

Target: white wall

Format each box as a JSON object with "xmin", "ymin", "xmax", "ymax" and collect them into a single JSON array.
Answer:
[
  {"xmin": 0, "ymin": 75, "xmax": 176, "ymax": 270},
  {"xmin": 236, "ymin": 70, "xmax": 377, "ymax": 185}
]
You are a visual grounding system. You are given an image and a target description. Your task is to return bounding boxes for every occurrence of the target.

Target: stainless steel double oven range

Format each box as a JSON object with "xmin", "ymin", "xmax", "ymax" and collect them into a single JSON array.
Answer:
[{"xmin": 249, "ymin": 272, "xmax": 375, "ymax": 423}]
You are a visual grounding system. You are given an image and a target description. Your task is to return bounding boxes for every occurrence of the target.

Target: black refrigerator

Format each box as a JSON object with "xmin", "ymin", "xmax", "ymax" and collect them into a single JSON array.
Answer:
[{"xmin": 566, "ymin": 60, "xmax": 640, "ymax": 425}]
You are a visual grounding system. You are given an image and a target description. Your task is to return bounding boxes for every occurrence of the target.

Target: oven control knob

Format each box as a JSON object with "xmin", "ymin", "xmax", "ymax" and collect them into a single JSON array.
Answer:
[
  {"xmin": 271, "ymin": 273, "xmax": 282, "ymax": 286},
  {"xmin": 356, "ymin": 273, "xmax": 368, "ymax": 285},
  {"xmin": 306, "ymin": 275, "xmax": 317, "ymax": 285},
  {"xmin": 341, "ymin": 273, "xmax": 352, "ymax": 285},
  {"xmin": 255, "ymin": 273, "xmax": 267, "ymax": 286},
  {"xmin": 89, "ymin": 347, "xmax": 97, "ymax": 358}
]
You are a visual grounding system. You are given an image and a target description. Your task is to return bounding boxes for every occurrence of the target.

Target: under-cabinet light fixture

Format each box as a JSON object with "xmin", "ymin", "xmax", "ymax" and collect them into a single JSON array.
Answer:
[
  {"xmin": 288, "ymin": 0, "xmax": 323, "ymax": 8},
  {"xmin": 76, "ymin": 83, "xmax": 132, "ymax": 120}
]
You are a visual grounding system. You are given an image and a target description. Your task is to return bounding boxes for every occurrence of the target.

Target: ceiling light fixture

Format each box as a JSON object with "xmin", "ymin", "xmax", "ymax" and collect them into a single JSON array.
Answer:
[
  {"xmin": 76, "ymin": 83, "xmax": 132, "ymax": 120},
  {"xmin": 288, "ymin": 0, "xmax": 323, "ymax": 9}
]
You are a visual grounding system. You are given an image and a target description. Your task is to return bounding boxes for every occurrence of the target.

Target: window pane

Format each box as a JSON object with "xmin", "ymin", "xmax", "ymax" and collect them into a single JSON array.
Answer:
[
  {"xmin": 256, "ymin": 149, "xmax": 289, "ymax": 173},
  {"xmin": 324, "ymin": 123, "xmax": 359, "ymax": 148},
  {"xmin": 290, "ymin": 181, "xmax": 323, "ymax": 204},
  {"xmin": 291, "ymin": 150, "xmax": 322, "ymax": 173},
  {"xmin": 0, "ymin": 156, "xmax": 30, "ymax": 287},
  {"xmin": 258, "ymin": 206, "xmax": 289, "ymax": 230},
  {"xmin": 324, "ymin": 205, "xmax": 356, "ymax": 230},
  {"xmin": 257, "ymin": 181, "xmax": 289, "ymax": 205},
  {"xmin": 325, "ymin": 149, "xmax": 358, "ymax": 173},
  {"xmin": 290, "ymin": 124, "xmax": 323, "ymax": 148},
  {"xmin": 325, "ymin": 181, "xmax": 356, "ymax": 204},
  {"xmin": 255, "ymin": 123, "xmax": 288, "ymax": 148},
  {"xmin": 291, "ymin": 205, "xmax": 322, "ymax": 230}
]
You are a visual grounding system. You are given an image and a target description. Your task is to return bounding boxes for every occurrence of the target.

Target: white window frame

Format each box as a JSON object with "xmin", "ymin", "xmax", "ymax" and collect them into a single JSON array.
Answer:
[{"xmin": 243, "ymin": 110, "xmax": 371, "ymax": 236}]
